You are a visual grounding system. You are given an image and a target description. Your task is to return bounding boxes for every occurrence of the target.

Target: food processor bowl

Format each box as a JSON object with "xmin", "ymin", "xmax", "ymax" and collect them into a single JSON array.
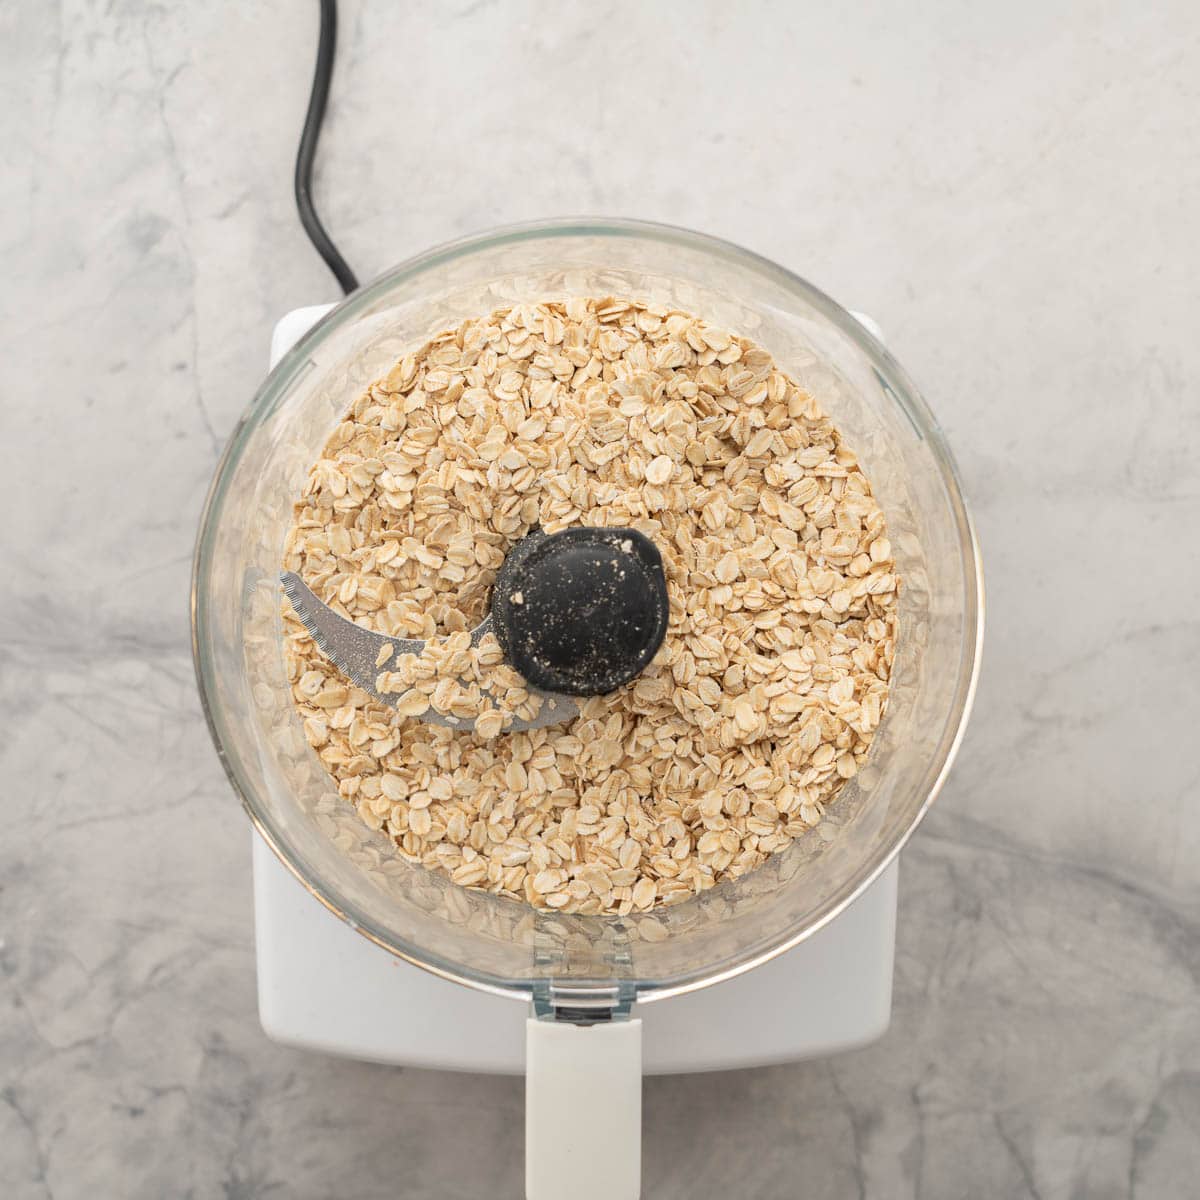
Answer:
[{"xmin": 192, "ymin": 218, "xmax": 983, "ymax": 1005}]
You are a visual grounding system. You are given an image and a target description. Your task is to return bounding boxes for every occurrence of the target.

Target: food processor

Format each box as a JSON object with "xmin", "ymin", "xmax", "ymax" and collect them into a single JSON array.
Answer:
[{"xmin": 191, "ymin": 219, "xmax": 983, "ymax": 1200}]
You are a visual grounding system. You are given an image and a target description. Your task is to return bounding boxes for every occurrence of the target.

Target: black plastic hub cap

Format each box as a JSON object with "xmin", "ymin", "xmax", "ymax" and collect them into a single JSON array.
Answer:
[{"xmin": 491, "ymin": 527, "xmax": 670, "ymax": 696}]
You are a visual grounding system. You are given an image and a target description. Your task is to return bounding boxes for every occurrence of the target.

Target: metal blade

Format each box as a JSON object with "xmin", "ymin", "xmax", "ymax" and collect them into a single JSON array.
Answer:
[
  {"xmin": 281, "ymin": 571, "xmax": 424, "ymax": 694},
  {"xmin": 280, "ymin": 571, "xmax": 577, "ymax": 733}
]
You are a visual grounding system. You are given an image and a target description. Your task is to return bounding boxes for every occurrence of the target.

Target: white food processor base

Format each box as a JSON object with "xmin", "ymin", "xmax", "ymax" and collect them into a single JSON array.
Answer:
[
  {"xmin": 254, "ymin": 304, "xmax": 898, "ymax": 1076},
  {"xmin": 254, "ymin": 834, "xmax": 897, "ymax": 1074}
]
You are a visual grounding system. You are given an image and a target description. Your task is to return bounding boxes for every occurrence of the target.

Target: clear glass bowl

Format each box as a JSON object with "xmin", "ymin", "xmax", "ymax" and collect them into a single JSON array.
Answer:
[{"xmin": 191, "ymin": 218, "xmax": 983, "ymax": 1003}]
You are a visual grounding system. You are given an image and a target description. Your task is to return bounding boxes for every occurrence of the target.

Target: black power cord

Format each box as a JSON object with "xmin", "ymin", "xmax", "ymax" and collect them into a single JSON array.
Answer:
[{"xmin": 295, "ymin": 0, "xmax": 359, "ymax": 294}]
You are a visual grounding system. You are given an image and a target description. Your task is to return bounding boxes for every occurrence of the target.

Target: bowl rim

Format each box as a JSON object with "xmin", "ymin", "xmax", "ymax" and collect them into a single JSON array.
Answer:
[{"xmin": 190, "ymin": 215, "xmax": 985, "ymax": 1004}]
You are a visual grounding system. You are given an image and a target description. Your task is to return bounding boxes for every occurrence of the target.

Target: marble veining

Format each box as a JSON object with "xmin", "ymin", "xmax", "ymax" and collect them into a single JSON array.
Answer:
[{"xmin": 2, "ymin": 2, "xmax": 1199, "ymax": 1197}]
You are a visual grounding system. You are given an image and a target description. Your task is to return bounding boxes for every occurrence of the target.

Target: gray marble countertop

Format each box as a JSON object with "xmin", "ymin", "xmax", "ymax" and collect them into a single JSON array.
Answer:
[{"xmin": 3, "ymin": 3, "xmax": 1199, "ymax": 1197}]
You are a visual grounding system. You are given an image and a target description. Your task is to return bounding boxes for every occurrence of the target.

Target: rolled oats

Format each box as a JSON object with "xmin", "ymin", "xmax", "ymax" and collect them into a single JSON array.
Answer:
[{"xmin": 283, "ymin": 298, "xmax": 899, "ymax": 914}]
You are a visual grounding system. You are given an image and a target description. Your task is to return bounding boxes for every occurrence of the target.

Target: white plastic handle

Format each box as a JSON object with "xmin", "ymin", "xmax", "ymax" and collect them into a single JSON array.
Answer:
[{"xmin": 525, "ymin": 1017, "xmax": 642, "ymax": 1200}]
